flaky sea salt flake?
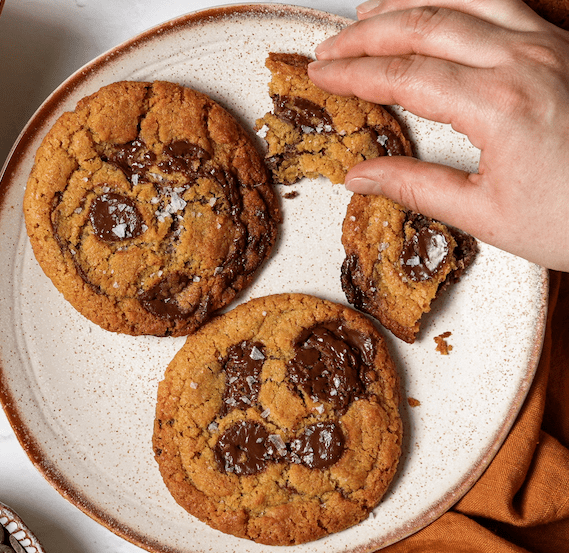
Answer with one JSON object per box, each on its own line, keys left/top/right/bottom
{"left": 250, "top": 346, "right": 265, "bottom": 361}
{"left": 112, "top": 223, "right": 127, "bottom": 238}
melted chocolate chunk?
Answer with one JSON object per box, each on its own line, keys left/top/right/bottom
{"left": 400, "top": 226, "right": 449, "bottom": 282}
{"left": 340, "top": 254, "right": 375, "bottom": 319}
{"left": 375, "top": 129, "right": 406, "bottom": 157}
{"left": 89, "top": 192, "right": 145, "bottom": 243}
{"left": 165, "top": 140, "right": 211, "bottom": 160}
{"left": 220, "top": 341, "right": 266, "bottom": 416}
{"left": 139, "top": 272, "right": 192, "bottom": 320}
{"left": 158, "top": 140, "right": 212, "bottom": 176}
{"left": 106, "top": 139, "right": 156, "bottom": 181}
{"left": 287, "top": 321, "right": 374, "bottom": 414}
{"left": 290, "top": 421, "right": 345, "bottom": 469}
{"left": 213, "top": 419, "right": 345, "bottom": 475}
{"left": 214, "top": 420, "right": 271, "bottom": 475}
{"left": 274, "top": 95, "right": 334, "bottom": 131}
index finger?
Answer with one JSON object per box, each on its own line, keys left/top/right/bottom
{"left": 356, "top": 0, "right": 546, "bottom": 31}
{"left": 307, "top": 55, "right": 487, "bottom": 146}
{"left": 315, "top": 6, "right": 512, "bottom": 68}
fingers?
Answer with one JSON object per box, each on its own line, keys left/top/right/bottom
{"left": 316, "top": 7, "right": 513, "bottom": 68}
{"left": 356, "top": 0, "right": 546, "bottom": 32}
{"left": 344, "top": 156, "right": 489, "bottom": 237}
{"left": 308, "top": 56, "right": 486, "bottom": 141}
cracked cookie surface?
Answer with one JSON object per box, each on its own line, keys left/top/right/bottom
{"left": 255, "top": 52, "right": 412, "bottom": 184}
{"left": 341, "top": 195, "right": 478, "bottom": 343}
{"left": 152, "top": 293, "right": 402, "bottom": 545}
{"left": 24, "top": 80, "right": 280, "bottom": 336}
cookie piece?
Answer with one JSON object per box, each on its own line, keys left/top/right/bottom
{"left": 24, "top": 81, "right": 281, "bottom": 336}
{"left": 341, "top": 194, "right": 478, "bottom": 343}
{"left": 153, "top": 293, "right": 402, "bottom": 545}
{"left": 255, "top": 52, "right": 412, "bottom": 184}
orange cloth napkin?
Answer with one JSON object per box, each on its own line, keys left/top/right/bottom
{"left": 382, "top": 271, "right": 569, "bottom": 552}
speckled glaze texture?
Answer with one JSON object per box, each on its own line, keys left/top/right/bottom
{"left": 0, "top": 4, "right": 549, "bottom": 553}
{"left": 0, "top": 502, "right": 46, "bottom": 553}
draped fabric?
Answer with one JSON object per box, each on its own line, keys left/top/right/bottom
{"left": 384, "top": 271, "right": 569, "bottom": 552}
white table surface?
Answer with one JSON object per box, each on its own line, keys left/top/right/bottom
{"left": 0, "top": 1, "right": 358, "bottom": 551}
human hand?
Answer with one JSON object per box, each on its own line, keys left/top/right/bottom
{"left": 308, "top": 0, "right": 569, "bottom": 271}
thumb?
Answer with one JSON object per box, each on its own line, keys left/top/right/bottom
{"left": 344, "top": 156, "right": 487, "bottom": 237}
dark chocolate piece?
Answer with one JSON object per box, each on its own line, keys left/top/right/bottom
{"left": 139, "top": 272, "right": 192, "bottom": 320}
{"left": 287, "top": 321, "right": 374, "bottom": 414}
{"left": 220, "top": 341, "right": 265, "bottom": 415}
{"left": 106, "top": 138, "right": 156, "bottom": 182}
{"left": 158, "top": 140, "right": 212, "bottom": 176}
{"left": 289, "top": 421, "right": 345, "bottom": 469}
{"left": 214, "top": 420, "right": 272, "bottom": 476}
{"left": 273, "top": 95, "right": 334, "bottom": 131}
{"left": 399, "top": 226, "right": 450, "bottom": 282}
{"left": 89, "top": 192, "right": 145, "bottom": 243}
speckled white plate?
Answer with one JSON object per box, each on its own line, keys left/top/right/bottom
{"left": 0, "top": 3, "right": 549, "bottom": 553}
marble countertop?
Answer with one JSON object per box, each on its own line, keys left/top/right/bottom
{"left": 0, "top": 2, "right": 357, "bottom": 551}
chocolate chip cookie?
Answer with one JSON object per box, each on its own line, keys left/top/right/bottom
{"left": 24, "top": 80, "right": 281, "bottom": 336}
{"left": 255, "top": 52, "right": 412, "bottom": 184}
{"left": 153, "top": 293, "right": 402, "bottom": 545}
{"left": 341, "top": 194, "right": 478, "bottom": 343}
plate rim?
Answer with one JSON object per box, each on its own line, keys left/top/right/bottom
{"left": 0, "top": 2, "right": 550, "bottom": 552}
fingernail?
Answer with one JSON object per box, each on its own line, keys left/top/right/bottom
{"left": 345, "top": 177, "right": 383, "bottom": 195}
{"left": 315, "top": 35, "right": 337, "bottom": 58}
{"left": 307, "top": 60, "right": 332, "bottom": 73}
{"left": 357, "top": 0, "right": 382, "bottom": 15}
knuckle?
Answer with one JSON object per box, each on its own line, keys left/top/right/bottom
{"left": 490, "top": 44, "right": 567, "bottom": 122}
{"left": 401, "top": 6, "right": 445, "bottom": 39}
{"left": 495, "top": 34, "right": 569, "bottom": 123}
{"left": 384, "top": 56, "right": 422, "bottom": 92}
{"left": 488, "top": 78, "right": 533, "bottom": 120}
{"left": 512, "top": 39, "right": 565, "bottom": 69}
{"left": 396, "top": 179, "right": 422, "bottom": 213}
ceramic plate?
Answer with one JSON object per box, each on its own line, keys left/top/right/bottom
{"left": 0, "top": 3, "right": 549, "bottom": 553}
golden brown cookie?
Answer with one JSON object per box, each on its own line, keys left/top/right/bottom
{"left": 24, "top": 80, "right": 281, "bottom": 336}
{"left": 341, "top": 194, "right": 478, "bottom": 343}
{"left": 255, "top": 52, "right": 413, "bottom": 184}
{"left": 153, "top": 293, "right": 402, "bottom": 545}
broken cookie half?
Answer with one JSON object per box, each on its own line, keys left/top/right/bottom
{"left": 255, "top": 52, "right": 413, "bottom": 185}
{"left": 341, "top": 194, "right": 478, "bottom": 343}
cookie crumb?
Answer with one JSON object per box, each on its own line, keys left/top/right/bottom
{"left": 434, "top": 332, "right": 453, "bottom": 355}
{"left": 407, "top": 397, "right": 421, "bottom": 407}
{"left": 283, "top": 190, "right": 299, "bottom": 199}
